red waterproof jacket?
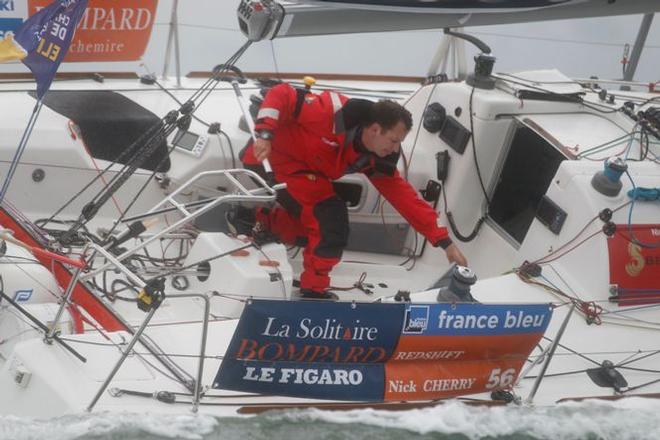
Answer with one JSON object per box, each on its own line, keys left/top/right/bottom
{"left": 243, "top": 83, "right": 451, "bottom": 247}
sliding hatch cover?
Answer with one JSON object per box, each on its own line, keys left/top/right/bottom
{"left": 32, "top": 90, "right": 170, "bottom": 173}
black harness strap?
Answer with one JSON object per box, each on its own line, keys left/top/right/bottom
{"left": 293, "top": 87, "right": 307, "bottom": 120}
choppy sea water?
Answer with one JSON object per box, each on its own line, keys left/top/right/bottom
{"left": 2, "top": 398, "right": 660, "bottom": 440}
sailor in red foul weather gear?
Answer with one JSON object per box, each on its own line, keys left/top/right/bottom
{"left": 240, "top": 83, "right": 467, "bottom": 300}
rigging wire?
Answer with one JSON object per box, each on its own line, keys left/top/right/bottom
{"left": 443, "top": 85, "right": 489, "bottom": 243}
{"left": 528, "top": 200, "right": 631, "bottom": 266}
{"left": 269, "top": 40, "right": 282, "bottom": 81}
{"left": 44, "top": 41, "right": 254, "bottom": 243}
{"left": 141, "top": 73, "right": 239, "bottom": 169}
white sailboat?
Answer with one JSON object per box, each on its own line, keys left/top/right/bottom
{"left": 0, "top": 0, "right": 658, "bottom": 417}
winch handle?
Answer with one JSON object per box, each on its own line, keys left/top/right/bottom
{"left": 228, "top": 79, "right": 277, "bottom": 185}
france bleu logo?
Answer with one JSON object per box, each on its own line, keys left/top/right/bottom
{"left": 402, "top": 305, "right": 429, "bottom": 334}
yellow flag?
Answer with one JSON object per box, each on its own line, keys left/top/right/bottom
{"left": 0, "top": 32, "right": 28, "bottom": 63}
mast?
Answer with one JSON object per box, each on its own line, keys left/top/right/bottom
{"left": 162, "top": 0, "right": 182, "bottom": 86}
{"left": 622, "top": 13, "right": 655, "bottom": 86}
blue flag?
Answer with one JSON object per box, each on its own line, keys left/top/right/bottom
{"left": 3, "top": 0, "right": 88, "bottom": 98}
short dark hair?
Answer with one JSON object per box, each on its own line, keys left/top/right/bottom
{"left": 367, "top": 100, "right": 413, "bottom": 131}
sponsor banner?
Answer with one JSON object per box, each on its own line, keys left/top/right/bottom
{"left": 29, "top": 0, "right": 157, "bottom": 62}
{"left": 0, "top": 0, "right": 26, "bottom": 16}
{"left": 401, "top": 303, "right": 552, "bottom": 336}
{"left": 214, "top": 299, "right": 404, "bottom": 401}
{"left": 384, "top": 359, "right": 524, "bottom": 401}
{"left": 221, "top": 300, "right": 404, "bottom": 362}
{"left": 388, "top": 303, "right": 551, "bottom": 401}
{"left": 214, "top": 300, "right": 551, "bottom": 402}
{"left": 0, "top": 0, "right": 25, "bottom": 39}
{"left": 0, "top": 17, "right": 21, "bottom": 38}
{"left": 0, "top": 0, "right": 17, "bottom": 12}
{"left": 391, "top": 333, "right": 544, "bottom": 362}
{"left": 608, "top": 224, "right": 660, "bottom": 305}
{"left": 216, "top": 361, "right": 385, "bottom": 401}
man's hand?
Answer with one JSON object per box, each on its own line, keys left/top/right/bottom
{"left": 444, "top": 243, "right": 468, "bottom": 267}
{"left": 254, "top": 138, "right": 272, "bottom": 162}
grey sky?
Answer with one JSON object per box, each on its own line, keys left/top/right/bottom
{"left": 0, "top": 1, "right": 656, "bottom": 83}
{"left": 143, "top": 1, "right": 658, "bottom": 83}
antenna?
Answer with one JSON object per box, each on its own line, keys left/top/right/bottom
{"left": 162, "top": 0, "right": 182, "bottom": 87}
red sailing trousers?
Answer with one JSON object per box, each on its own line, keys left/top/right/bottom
{"left": 254, "top": 171, "right": 348, "bottom": 293}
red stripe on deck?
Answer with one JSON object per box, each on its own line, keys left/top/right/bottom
{"left": 0, "top": 207, "right": 125, "bottom": 332}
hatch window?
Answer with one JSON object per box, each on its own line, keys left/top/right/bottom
{"left": 488, "top": 124, "right": 566, "bottom": 244}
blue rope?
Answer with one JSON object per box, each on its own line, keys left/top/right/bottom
{"left": 625, "top": 171, "right": 659, "bottom": 249}
{"left": 627, "top": 187, "right": 660, "bottom": 202}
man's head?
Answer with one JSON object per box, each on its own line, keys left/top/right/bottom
{"left": 361, "top": 100, "right": 412, "bottom": 158}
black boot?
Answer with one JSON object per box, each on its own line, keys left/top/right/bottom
{"left": 299, "top": 289, "right": 339, "bottom": 301}
{"left": 225, "top": 205, "right": 279, "bottom": 245}
{"left": 225, "top": 205, "right": 257, "bottom": 236}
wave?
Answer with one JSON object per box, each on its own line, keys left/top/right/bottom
{"left": 2, "top": 398, "right": 660, "bottom": 440}
{"left": 269, "top": 398, "right": 660, "bottom": 440}
{"left": 0, "top": 412, "right": 218, "bottom": 440}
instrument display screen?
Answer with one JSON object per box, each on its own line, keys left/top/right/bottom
{"left": 173, "top": 130, "right": 199, "bottom": 151}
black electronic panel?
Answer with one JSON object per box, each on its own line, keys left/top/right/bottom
{"left": 439, "top": 116, "right": 471, "bottom": 155}
{"left": 535, "top": 195, "right": 567, "bottom": 235}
